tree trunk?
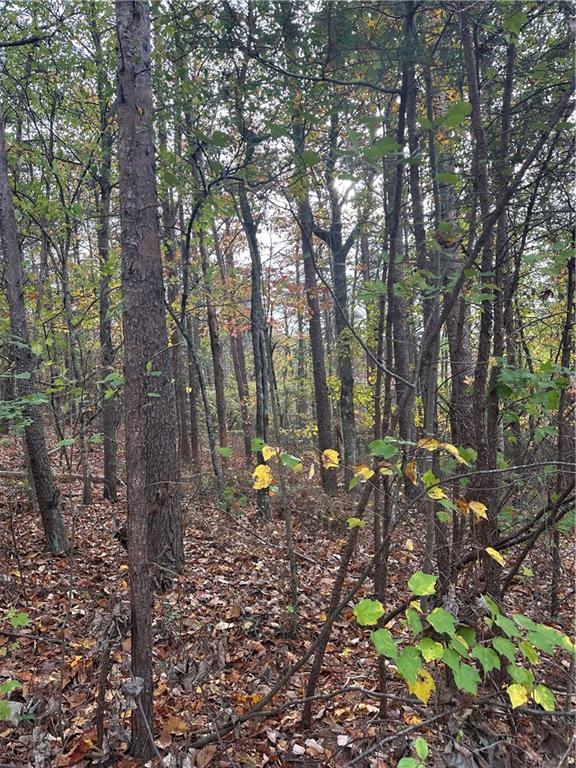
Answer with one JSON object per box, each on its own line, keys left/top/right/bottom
{"left": 0, "top": 114, "right": 70, "bottom": 555}
{"left": 90, "top": 3, "right": 117, "bottom": 502}
{"left": 115, "top": 0, "right": 182, "bottom": 755}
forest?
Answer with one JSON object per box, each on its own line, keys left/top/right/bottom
{"left": 0, "top": 1, "right": 574, "bottom": 766}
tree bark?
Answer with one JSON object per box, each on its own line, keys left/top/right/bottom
{"left": 0, "top": 114, "right": 70, "bottom": 555}
{"left": 115, "top": 0, "right": 182, "bottom": 755}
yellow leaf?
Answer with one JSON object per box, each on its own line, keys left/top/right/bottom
{"left": 469, "top": 500, "right": 488, "bottom": 519}
{"left": 485, "top": 547, "right": 505, "bottom": 566}
{"left": 404, "top": 460, "right": 418, "bottom": 485}
{"left": 441, "top": 442, "right": 468, "bottom": 464}
{"left": 308, "top": 462, "right": 315, "bottom": 479}
{"left": 408, "top": 668, "right": 436, "bottom": 704}
{"left": 418, "top": 437, "right": 441, "bottom": 451}
{"left": 507, "top": 683, "right": 528, "bottom": 709}
{"left": 427, "top": 485, "right": 447, "bottom": 500}
{"left": 252, "top": 464, "right": 273, "bottom": 490}
{"left": 405, "top": 538, "right": 414, "bottom": 552}
{"left": 322, "top": 449, "right": 340, "bottom": 469}
{"left": 379, "top": 466, "right": 393, "bottom": 477}
{"left": 353, "top": 464, "right": 374, "bottom": 481}
{"left": 409, "top": 600, "right": 423, "bottom": 613}
{"left": 262, "top": 444, "right": 275, "bottom": 462}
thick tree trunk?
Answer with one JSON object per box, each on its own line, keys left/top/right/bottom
{"left": 115, "top": 0, "right": 182, "bottom": 756}
{"left": 0, "top": 115, "right": 69, "bottom": 555}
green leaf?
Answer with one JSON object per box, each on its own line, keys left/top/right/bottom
{"left": 418, "top": 637, "right": 444, "bottom": 661}
{"left": 210, "top": 129, "right": 234, "bottom": 147}
{"left": 398, "top": 759, "right": 419, "bottom": 768}
{"left": 368, "top": 438, "right": 397, "bottom": 459}
{"left": 421, "top": 469, "right": 437, "bottom": 488}
{"left": 406, "top": 607, "right": 423, "bottom": 636}
{"left": 443, "top": 647, "right": 461, "bottom": 673}
{"left": 408, "top": 571, "right": 438, "bottom": 597}
{"left": 353, "top": 598, "right": 384, "bottom": 626}
{"left": 279, "top": 453, "right": 302, "bottom": 471}
{"left": 299, "top": 150, "right": 320, "bottom": 167}
{"left": 471, "top": 644, "right": 500, "bottom": 673}
{"left": 251, "top": 437, "right": 265, "bottom": 453}
{"left": 371, "top": 628, "right": 398, "bottom": 659}
{"left": 364, "top": 136, "right": 400, "bottom": 161}
{"left": 503, "top": 9, "right": 528, "bottom": 36}
{"left": 533, "top": 684, "right": 555, "bottom": 712}
{"left": 492, "top": 636, "right": 516, "bottom": 662}
{"left": 495, "top": 614, "right": 520, "bottom": 638}
{"left": 442, "top": 101, "right": 472, "bottom": 128}
{"left": 347, "top": 517, "right": 366, "bottom": 529}
{"left": 427, "top": 607, "right": 456, "bottom": 636}
{"left": 436, "top": 172, "right": 461, "bottom": 186}
{"left": 527, "top": 625, "right": 563, "bottom": 654}
{"left": 0, "top": 701, "right": 13, "bottom": 721}
{"left": 7, "top": 610, "right": 29, "bottom": 628}
{"left": 216, "top": 446, "right": 232, "bottom": 458}
{"left": 14, "top": 371, "right": 31, "bottom": 380}
{"left": 414, "top": 737, "right": 428, "bottom": 761}
{"left": 508, "top": 665, "right": 534, "bottom": 692}
{"left": 396, "top": 646, "right": 423, "bottom": 683}
{"left": 0, "top": 679, "right": 21, "bottom": 696}
{"left": 453, "top": 662, "right": 480, "bottom": 694}
{"left": 519, "top": 640, "right": 539, "bottom": 665}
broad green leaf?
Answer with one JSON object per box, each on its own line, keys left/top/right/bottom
{"left": 454, "top": 662, "right": 480, "bottom": 694}
{"left": 353, "top": 598, "right": 384, "bottom": 626}
{"left": 368, "top": 438, "right": 397, "bottom": 459}
{"left": 418, "top": 637, "right": 444, "bottom": 661}
{"left": 437, "top": 172, "right": 460, "bottom": 186}
{"left": 408, "top": 571, "right": 437, "bottom": 597}
{"left": 251, "top": 437, "right": 265, "bottom": 453}
{"left": 533, "top": 684, "right": 555, "bottom": 712}
{"left": 471, "top": 644, "right": 500, "bottom": 673}
{"left": 0, "top": 701, "right": 13, "bottom": 721}
{"left": 443, "top": 647, "right": 461, "bottom": 673}
{"left": 0, "top": 679, "right": 21, "bottom": 696}
{"left": 396, "top": 646, "right": 423, "bottom": 683}
{"left": 217, "top": 446, "right": 232, "bottom": 458}
{"left": 442, "top": 101, "right": 472, "bottom": 128}
{"left": 427, "top": 607, "right": 456, "bottom": 636}
{"left": 398, "top": 759, "right": 419, "bottom": 768}
{"left": 371, "top": 628, "right": 398, "bottom": 659}
{"left": 492, "top": 636, "right": 516, "bottom": 662}
{"left": 279, "top": 453, "right": 303, "bottom": 472}
{"left": 508, "top": 665, "right": 534, "bottom": 691}
{"left": 364, "top": 136, "right": 400, "bottom": 161}
{"left": 414, "top": 737, "right": 429, "bottom": 761}
{"left": 7, "top": 610, "right": 29, "bottom": 628}
{"left": 495, "top": 614, "right": 520, "bottom": 638}
{"left": 519, "top": 640, "right": 539, "bottom": 665}
{"left": 406, "top": 607, "right": 423, "bottom": 636}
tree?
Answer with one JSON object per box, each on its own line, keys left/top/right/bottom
{"left": 115, "top": 0, "right": 183, "bottom": 756}
{"left": 0, "top": 113, "right": 69, "bottom": 555}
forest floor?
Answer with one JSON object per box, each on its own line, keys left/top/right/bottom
{"left": 0, "top": 437, "right": 574, "bottom": 768}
